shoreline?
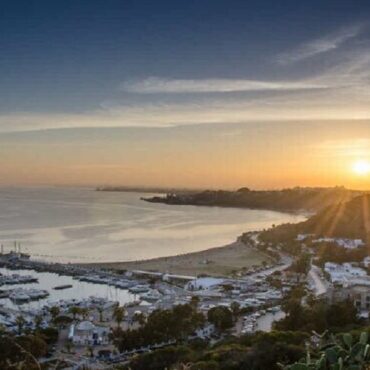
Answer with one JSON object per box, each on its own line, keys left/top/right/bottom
{"left": 83, "top": 238, "right": 273, "bottom": 277}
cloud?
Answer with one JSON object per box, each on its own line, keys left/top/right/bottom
{"left": 1, "top": 30, "right": 370, "bottom": 134}
{"left": 315, "top": 139, "right": 370, "bottom": 158}
{"left": 121, "top": 77, "right": 327, "bottom": 94}
{"left": 1, "top": 88, "right": 370, "bottom": 134}
{"left": 277, "top": 24, "right": 364, "bottom": 64}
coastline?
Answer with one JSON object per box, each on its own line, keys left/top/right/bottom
{"left": 84, "top": 239, "right": 272, "bottom": 277}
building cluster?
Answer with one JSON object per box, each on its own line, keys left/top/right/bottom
{"left": 324, "top": 261, "right": 370, "bottom": 316}
{"left": 296, "top": 235, "right": 365, "bottom": 249}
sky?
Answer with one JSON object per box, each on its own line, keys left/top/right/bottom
{"left": 0, "top": 0, "right": 370, "bottom": 190}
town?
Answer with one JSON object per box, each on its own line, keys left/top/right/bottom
{"left": 1, "top": 221, "right": 369, "bottom": 369}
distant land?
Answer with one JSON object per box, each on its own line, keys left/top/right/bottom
{"left": 142, "top": 186, "right": 366, "bottom": 213}
{"left": 260, "top": 194, "right": 370, "bottom": 242}
{"left": 96, "top": 186, "right": 198, "bottom": 194}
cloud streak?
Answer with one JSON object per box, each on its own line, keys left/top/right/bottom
{"left": 1, "top": 88, "right": 370, "bottom": 134}
{"left": 277, "top": 24, "right": 364, "bottom": 64}
{"left": 121, "top": 77, "right": 327, "bottom": 94}
{"left": 1, "top": 24, "right": 370, "bottom": 134}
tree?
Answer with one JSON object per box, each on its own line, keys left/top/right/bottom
{"left": 110, "top": 304, "right": 205, "bottom": 353}
{"left": 276, "top": 299, "right": 358, "bottom": 333}
{"left": 38, "top": 327, "right": 59, "bottom": 345}
{"left": 34, "top": 315, "right": 43, "bottom": 330}
{"left": 16, "top": 315, "right": 26, "bottom": 335}
{"left": 190, "top": 296, "right": 200, "bottom": 309}
{"left": 80, "top": 307, "right": 89, "bottom": 320}
{"left": 0, "top": 334, "right": 47, "bottom": 369}
{"left": 54, "top": 315, "right": 73, "bottom": 328}
{"left": 49, "top": 306, "right": 60, "bottom": 323}
{"left": 207, "top": 307, "right": 233, "bottom": 332}
{"left": 230, "top": 301, "right": 241, "bottom": 321}
{"left": 65, "top": 340, "right": 74, "bottom": 354}
{"left": 68, "top": 306, "right": 81, "bottom": 320}
{"left": 97, "top": 306, "right": 104, "bottom": 322}
{"left": 221, "top": 284, "right": 233, "bottom": 295}
{"left": 132, "top": 312, "right": 146, "bottom": 326}
{"left": 290, "top": 253, "right": 311, "bottom": 274}
{"left": 113, "top": 305, "right": 126, "bottom": 327}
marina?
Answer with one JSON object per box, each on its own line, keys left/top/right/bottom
{"left": 0, "top": 251, "right": 287, "bottom": 334}
{"left": 0, "top": 266, "right": 136, "bottom": 311}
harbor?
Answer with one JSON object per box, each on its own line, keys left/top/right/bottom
{"left": 0, "top": 249, "right": 287, "bottom": 331}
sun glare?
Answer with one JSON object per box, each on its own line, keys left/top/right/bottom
{"left": 352, "top": 160, "right": 370, "bottom": 175}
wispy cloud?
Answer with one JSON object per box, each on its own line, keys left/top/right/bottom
{"left": 314, "top": 139, "right": 370, "bottom": 158}
{"left": 1, "top": 88, "right": 370, "bottom": 134}
{"left": 277, "top": 24, "right": 365, "bottom": 64}
{"left": 1, "top": 25, "right": 370, "bottom": 134}
{"left": 121, "top": 77, "right": 327, "bottom": 94}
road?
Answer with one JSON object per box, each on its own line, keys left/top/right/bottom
{"left": 247, "top": 253, "right": 293, "bottom": 280}
{"left": 308, "top": 265, "right": 328, "bottom": 296}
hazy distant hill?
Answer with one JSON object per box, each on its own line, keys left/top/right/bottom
{"left": 260, "top": 194, "right": 370, "bottom": 242}
{"left": 144, "top": 186, "right": 363, "bottom": 213}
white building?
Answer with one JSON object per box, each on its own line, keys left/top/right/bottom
{"left": 363, "top": 256, "right": 370, "bottom": 268}
{"left": 324, "top": 262, "right": 367, "bottom": 285}
{"left": 313, "top": 238, "right": 365, "bottom": 249}
{"left": 68, "top": 321, "right": 109, "bottom": 346}
{"left": 186, "top": 277, "right": 225, "bottom": 291}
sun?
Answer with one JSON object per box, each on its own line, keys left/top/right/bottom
{"left": 352, "top": 160, "right": 370, "bottom": 175}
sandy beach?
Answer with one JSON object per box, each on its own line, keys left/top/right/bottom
{"left": 88, "top": 240, "right": 271, "bottom": 277}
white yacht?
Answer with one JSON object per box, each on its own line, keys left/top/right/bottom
{"left": 9, "top": 290, "right": 30, "bottom": 302}
{"left": 129, "top": 284, "right": 150, "bottom": 294}
{"left": 140, "top": 289, "right": 162, "bottom": 302}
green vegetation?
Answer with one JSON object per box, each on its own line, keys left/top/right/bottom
{"left": 113, "top": 305, "right": 126, "bottom": 327}
{"left": 314, "top": 243, "right": 367, "bottom": 266}
{"left": 121, "top": 326, "right": 370, "bottom": 370}
{"left": 144, "top": 187, "right": 362, "bottom": 213}
{"left": 290, "top": 253, "right": 311, "bottom": 274}
{"left": 276, "top": 298, "right": 359, "bottom": 333}
{"left": 120, "top": 331, "right": 309, "bottom": 370}
{"left": 207, "top": 306, "right": 233, "bottom": 332}
{"left": 283, "top": 332, "right": 370, "bottom": 370}
{"left": 0, "top": 331, "right": 48, "bottom": 370}
{"left": 260, "top": 194, "right": 370, "bottom": 243}
{"left": 110, "top": 304, "right": 205, "bottom": 353}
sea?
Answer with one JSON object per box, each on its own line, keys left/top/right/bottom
{"left": 0, "top": 186, "right": 305, "bottom": 263}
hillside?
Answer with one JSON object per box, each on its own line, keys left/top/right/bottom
{"left": 260, "top": 194, "right": 370, "bottom": 242}
{"left": 300, "top": 194, "right": 370, "bottom": 240}
{"left": 144, "top": 187, "right": 363, "bottom": 213}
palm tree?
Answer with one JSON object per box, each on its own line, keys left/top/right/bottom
{"left": 112, "top": 305, "right": 125, "bottom": 327}
{"left": 68, "top": 306, "right": 81, "bottom": 320}
{"left": 97, "top": 306, "right": 104, "bottom": 322}
{"left": 80, "top": 307, "right": 89, "bottom": 320}
{"left": 230, "top": 301, "right": 240, "bottom": 321}
{"left": 49, "top": 306, "right": 60, "bottom": 323}
{"left": 65, "top": 340, "right": 74, "bottom": 354}
{"left": 190, "top": 296, "right": 200, "bottom": 309}
{"left": 132, "top": 312, "right": 145, "bottom": 326}
{"left": 34, "top": 315, "right": 43, "bottom": 330}
{"left": 16, "top": 315, "right": 26, "bottom": 334}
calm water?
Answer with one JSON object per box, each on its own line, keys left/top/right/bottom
{"left": 0, "top": 187, "right": 305, "bottom": 263}
{"left": 0, "top": 267, "right": 136, "bottom": 310}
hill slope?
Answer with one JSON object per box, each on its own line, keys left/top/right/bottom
{"left": 261, "top": 194, "right": 370, "bottom": 242}
{"left": 301, "top": 194, "right": 370, "bottom": 240}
